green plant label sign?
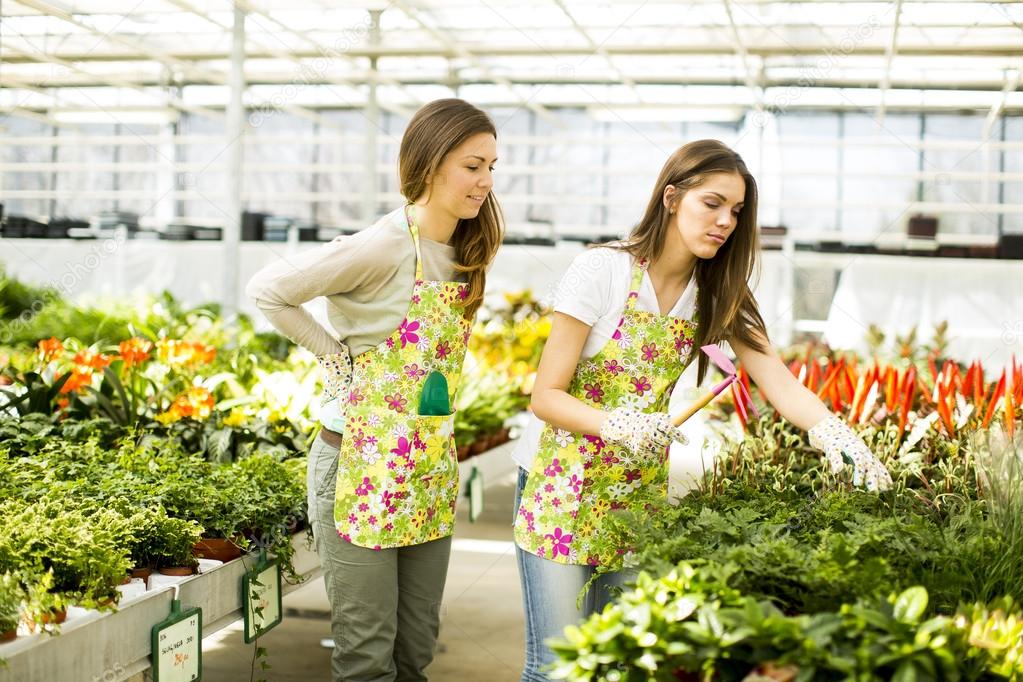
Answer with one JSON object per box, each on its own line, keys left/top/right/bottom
{"left": 466, "top": 466, "right": 484, "bottom": 523}
{"left": 151, "top": 600, "right": 202, "bottom": 682}
{"left": 243, "top": 559, "right": 282, "bottom": 643}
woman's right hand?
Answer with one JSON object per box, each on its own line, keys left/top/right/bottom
{"left": 316, "top": 346, "right": 353, "bottom": 407}
{"left": 599, "top": 407, "right": 688, "bottom": 457}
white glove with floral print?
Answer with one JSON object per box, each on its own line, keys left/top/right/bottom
{"left": 316, "top": 347, "right": 352, "bottom": 431}
{"left": 808, "top": 416, "right": 893, "bottom": 491}
{"left": 599, "top": 407, "right": 688, "bottom": 458}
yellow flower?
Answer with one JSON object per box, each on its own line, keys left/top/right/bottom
{"left": 425, "top": 434, "right": 449, "bottom": 460}
{"left": 223, "top": 408, "right": 247, "bottom": 427}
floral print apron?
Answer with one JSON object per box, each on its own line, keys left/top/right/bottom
{"left": 514, "top": 258, "right": 698, "bottom": 567}
{"left": 333, "top": 206, "right": 473, "bottom": 549}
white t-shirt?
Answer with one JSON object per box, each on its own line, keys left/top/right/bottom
{"left": 510, "top": 246, "right": 699, "bottom": 470}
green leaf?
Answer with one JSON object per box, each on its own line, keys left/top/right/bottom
{"left": 893, "top": 587, "right": 928, "bottom": 624}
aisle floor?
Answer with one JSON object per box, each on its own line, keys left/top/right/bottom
{"left": 201, "top": 469, "right": 525, "bottom": 682}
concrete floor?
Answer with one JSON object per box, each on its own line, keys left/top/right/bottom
{"left": 201, "top": 468, "right": 525, "bottom": 682}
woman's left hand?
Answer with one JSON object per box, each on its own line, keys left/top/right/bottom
{"left": 808, "top": 416, "right": 893, "bottom": 491}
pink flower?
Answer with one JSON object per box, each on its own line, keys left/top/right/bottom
{"left": 544, "top": 458, "right": 564, "bottom": 477}
{"left": 457, "top": 286, "right": 469, "bottom": 300}
{"left": 675, "top": 334, "right": 693, "bottom": 353}
{"left": 347, "top": 388, "right": 365, "bottom": 405}
{"left": 391, "top": 437, "right": 411, "bottom": 459}
{"left": 436, "top": 341, "right": 451, "bottom": 359}
{"left": 355, "top": 477, "right": 375, "bottom": 496}
{"left": 641, "top": 343, "right": 659, "bottom": 362}
{"left": 545, "top": 527, "right": 573, "bottom": 557}
{"left": 624, "top": 469, "right": 642, "bottom": 483}
{"left": 404, "top": 363, "right": 426, "bottom": 379}
{"left": 631, "top": 376, "right": 652, "bottom": 396}
{"left": 398, "top": 319, "right": 421, "bottom": 348}
{"left": 583, "top": 382, "right": 604, "bottom": 403}
{"left": 568, "top": 474, "right": 583, "bottom": 493}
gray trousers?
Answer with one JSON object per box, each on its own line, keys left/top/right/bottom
{"left": 307, "top": 435, "right": 452, "bottom": 682}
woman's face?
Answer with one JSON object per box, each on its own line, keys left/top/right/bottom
{"left": 669, "top": 171, "right": 746, "bottom": 260}
{"left": 425, "top": 132, "right": 498, "bottom": 220}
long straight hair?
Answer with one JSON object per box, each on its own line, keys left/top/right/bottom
{"left": 614, "top": 139, "right": 769, "bottom": 383}
{"left": 398, "top": 99, "right": 504, "bottom": 319}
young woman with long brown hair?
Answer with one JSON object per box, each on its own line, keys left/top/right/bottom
{"left": 510, "top": 139, "right": 891, "bottom": 681}
{"left": 247, "top": 98, "right": 503, "bottom": 681}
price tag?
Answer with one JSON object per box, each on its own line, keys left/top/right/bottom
{"left": 151, "top": 599, "right": 202, "bottom": 682}
{"left": 243, "top": 556, "right": 283, "bottom": 643}
{"left": 466, "top": 466, "right": 484, "bottom": 523}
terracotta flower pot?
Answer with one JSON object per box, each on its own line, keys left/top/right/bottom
{"left": 130, "top": 567, "right": 153, "bottom": 581}
{"left": 25, "top": 607, "right": 67, "bottom": 633}
{"left": 1, "top": 628, "right": 17, "bottom": 643}
{"left": 192, "top": 537, "right": 243, "bottom": 563}
{"left": 157, "top": 566, "right": 196, "bottom": 577}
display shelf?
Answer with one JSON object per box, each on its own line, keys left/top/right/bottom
{"left": 0, "top": 533, "right": 320, "bottom": 682}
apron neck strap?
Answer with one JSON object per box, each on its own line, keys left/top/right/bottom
{"left": 625, "top": 258, "right": 648, "bottom": 311}
{"left": 403, "top": 204, "right": 426, "bottom": 281}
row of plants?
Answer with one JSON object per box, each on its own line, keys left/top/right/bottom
{"left": 556, "top": 418, "right": 1023, "bottom": 679}
{"left": 553, "top": 321, "right": 1023, "bottom": 679}
{"left": 551, "top": 562, "right": 1023, "bottom": 681}
{"left": 726, "top": 325, "right": 1022, "bottom": 443}
{"left": 0, "top": 269, "right": 542, "bottom": 460}
{"left": 0, "top": 415, "right": 306, "bottom": 638}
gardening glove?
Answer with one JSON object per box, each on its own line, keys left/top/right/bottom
{"left": 808, "top": 415, "right": 893, "bottom": 491}
{"left": 316, "top": 346, "right": 352, "bottom": 432}
{"left": 599, "top": 407, "right": 688, "bottom": 459}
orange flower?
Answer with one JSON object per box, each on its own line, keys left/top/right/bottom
{"left": 155, "top": 339, "right": 216, "bottom": 367}
{"left": 60, "top": 368, "right": 94, "bottom": 394}
{"left": 118, "top": 337, "right": 153, "bottom": 368}
{"left": 190, "top": 343, "right": 216, "bottom": 365}
{"left": 37, "top": 337, "right": 64, "bottom": 363}
{"left": 157, "top": 386, "right": 216, "bottom": 423}
{"left": 72, "top": 349, "right": 112, "bottom": 371}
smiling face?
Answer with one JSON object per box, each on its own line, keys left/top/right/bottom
{"left": 421, "top": 132, "right": 498, "bottom": 221}
{"left": 668, "top": 171, "right": 746, "bottom": 260}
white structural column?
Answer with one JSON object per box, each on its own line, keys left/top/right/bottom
{"left": 223, "top": 3, "right": 246, "bottom": 320}
{"left": 363, "top": 10, "right": 382, "bottom": 223}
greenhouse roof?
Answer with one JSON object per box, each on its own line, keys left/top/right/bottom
{"left": 2, "top": 0, "right": 1022, "bottom": 125}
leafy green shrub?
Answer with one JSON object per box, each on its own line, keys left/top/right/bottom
{"left": 0, "top": 572, "right": 23, "bottom": 632}
{"left": 549, "top": 562, "right": 1023, "bottom": 681}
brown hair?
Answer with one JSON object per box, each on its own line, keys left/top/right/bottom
{"left": 398, "top": 98, "right": 504, "bottom": 319}
{"left": 614, "top": 139, "right": 769, "bottom": 384}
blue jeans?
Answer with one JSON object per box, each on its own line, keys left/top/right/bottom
{"left": 513, "top": 467, "right": 635, "bottom": 682}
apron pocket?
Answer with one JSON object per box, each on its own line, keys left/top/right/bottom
{"left": 410, "top": 412, "right": 456, "bottom": 468}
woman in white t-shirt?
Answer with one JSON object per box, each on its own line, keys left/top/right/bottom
{"left": 511, "top": 139, "right": 892, "bottom": 681}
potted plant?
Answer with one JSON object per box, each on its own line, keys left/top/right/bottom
{"left": 0, "top": 572, "right": 23, "bottom": 642}
{"left": 21, "top": 571, "right": 66, "bottom": 634}
{"left": 151, "top": 515, "right": 203, "bottom": 576}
